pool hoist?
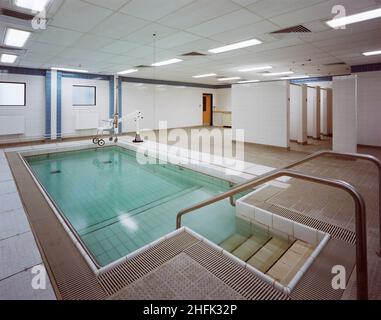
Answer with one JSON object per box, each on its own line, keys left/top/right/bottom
{"left": 92, "top": 110, "right": 144, "bottom": 146}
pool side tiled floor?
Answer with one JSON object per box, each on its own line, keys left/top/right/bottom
{"left": 0, "top": 149, "right": 55, "bottom": 300}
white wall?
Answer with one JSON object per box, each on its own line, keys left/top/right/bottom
{"left": 61, "top": 78, "right": 110, "bottom": 138}
{"left": 122, "top": 82, "right": 216, "bottom": 131}
{"left": 357, "top": 71, "right": 381, "bottom": 147}
{"left": 232, "top": 81, "right": 290, "bottom": 148}
{"left": 0, "top": 73, "right": 45, "bottom": 143}
{"left": 215, "top": 88, "right": 231, "bottom": 111}
{"left": 320, "top": 89, "right": 328, "bottom": 135}
{"left": 333, "top": 75, "right": 358, "bottom": 153}
{"left": 290, "top": 84, "right": 302, "bottom": 141}
{"left": 307, "top": 87, "right": 317, "bottom": 138}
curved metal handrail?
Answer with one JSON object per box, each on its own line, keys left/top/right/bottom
{"left": 176, "top": 169, "right": 368, "bottom": 300}
{"left": 229, "top": 150, "right": 381, "bottom": 255}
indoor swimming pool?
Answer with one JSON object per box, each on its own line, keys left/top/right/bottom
{"left": 26, "top": 146, "right": 240, "bottom": 267}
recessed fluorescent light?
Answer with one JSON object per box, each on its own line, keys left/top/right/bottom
{"left": 192, "top": 73, "right": 217, "bottom": 78}
{"left": 4, "top": 28, "right": 31, "bottom": 48}
{"left": 1, "top": 54, "right": 18, "bottom": 64}
{"left": 118, "top": 69, "right": 138, "bottom": 75}
{"left": 15, "top": 0, "right": 50, "bottom": 12}
{"left": 326, "top": 8, "right": 381, "bottom": 28}
{"left": 239, "top": 66, "right": 272, "bottom": 72}
{"left": 151, "top": 58, "right": 183, "bottom": 67}
{"left": 280, "top": 76, "right": 310, "bottom": 80}
{"left": 237, "top": 80, "right": 260, "bottom": 84}
{"left": 363, "top": 50, "right": 381, "bottom": 56}
{"left": 51, "top": 67, "right": 89, "bottom": 73}
{"left": 218, "top": 77, "right": 241, "bottom": 81}
{"left": 263, "top": 71, "right": 294, "bottom": 77}
{"left": 209, "top": 38, "right": 262, "bottom": 54}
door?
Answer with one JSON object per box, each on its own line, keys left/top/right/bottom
{"left": 203, "top": 94, "right": 212, "bottom": 126}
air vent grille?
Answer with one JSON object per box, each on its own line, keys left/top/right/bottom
{"left": 0, "top": 8, "right": 35, "bottom": 20}
{"left": 323, "top": 62, "right": 346, "bottom": 66}
{"left": 181, "top": 52, "right": 206, "bottom": 56}
{"left": 271, "top": 25, "right": 311, "bottom": 34}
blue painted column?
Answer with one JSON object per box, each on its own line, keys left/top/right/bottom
{"left": 109, "top": 76, "right": 115, "bottom": 119}
{"left": 45, "top": 71, "right": 52, "bottom": 140}
{"left": 45, "top": 70, "right": 62, "bottom": 140}
{"left": 118, "top": 77, "right": 123, "bottom": 133}
{"left": 56, "top": 71, "right": 62, "bottom": 139}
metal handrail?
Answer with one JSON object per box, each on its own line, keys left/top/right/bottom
{"left": 228, "top": 150, "right": 381, "bottom": 255}
{"left": 176, "top": 169, "right": 368, "bottom": 300}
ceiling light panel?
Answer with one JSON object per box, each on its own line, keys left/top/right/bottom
{"left": 151, "top": 58, "right": 183, "bottom": 67}
{"left": 209, "top": 38, "right": 262, "bottom": 54}
{"left": 192, "top": 73, "right": 217, "bottom": 78}
{"left": 1, "top": 54, "right": 18, "bottom": 64}
{"left": 326, "top": 8, "right": 381, "bottom": 28}
{"left": 263, "top": 71, "right": 294, "bottom": 77}
{"left": 118, "top": 69, "right": 138, "bottom": 75}
{"left": 15, "top": 0, "right": 50, "bottom": 12}
{"left": 4, "top": 28, "right": 31, "bottom": 48}
{"left": 239, "top": 66, "right": 272, "bottom": 72}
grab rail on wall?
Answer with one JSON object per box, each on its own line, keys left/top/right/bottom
{"left": 176, "top": 169, "right": 368, "bottom": 300}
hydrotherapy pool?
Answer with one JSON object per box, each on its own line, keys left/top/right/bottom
{"left": 26, "top": 146, "right": 239, "bottom": 267}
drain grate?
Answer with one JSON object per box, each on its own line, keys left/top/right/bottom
{"left": 261, "top": 204, "right": 356, "bottom": 245}
{"left": 98, "top": 231, "right": 199, "bottom": 296}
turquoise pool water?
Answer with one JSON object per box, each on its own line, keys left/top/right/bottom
{"left": 26, "top": 147, "right": 240, "bottom": 267}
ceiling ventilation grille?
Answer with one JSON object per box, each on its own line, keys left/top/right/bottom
{"left": 0, "top": 8, "right": 35, "bottom": 21}
{"left": 181, "top": 52, "right": 206, "bottom": 56}
{"left": 271, "top": 25, "right": 311, "bottom": 34}
{"left": 323, "top": 62, "right": 346, "bottom": 66}
{"left": 0, "top": 45, "right": 25, "bottom": 52}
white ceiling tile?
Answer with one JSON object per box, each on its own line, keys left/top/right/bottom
{"left": 209, "top": 20, "right": 278, "bottom": 43}
{"left": 50, "top": 0, "right": 113, "bottom": 32}
{"left": 120, "top": 0, "right": 194, "bottom": 21}
{"left": 36, "top": 26, "right": 83, "bottom": 46}
{"left": 89, "top": 12, "right": 149, "bottom": 39}
{"left": 99, "top": 41, "right": 140, "bottom": 54}
{"left": 186, "top": 9, "right": 263, "bottom": 37}
{"left": 70, "top": 34, "right": 115, "bottom": 50}
{"left": 122, "top": 23, "right": 178, "bottom": 45}
{"left": 158, "top": 0, "right": 241, "bottom": 29}
{"left": 247, "top": 0, "right": 324, "bottom": 19}
{"left": 231, "top": 0, "right": 261, "bottom": 7}
{"left": 155, "top": 32, "right": 201, "bottom": 49}
{"left": 83, "top": 0, "right": 131, "bottom": 10}
{"left": 25, "top": 41, "right": 66, "bottom": 55}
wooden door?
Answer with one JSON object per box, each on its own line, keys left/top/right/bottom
{"left": 203, "top": 94, "right": 212, "bottom": 126}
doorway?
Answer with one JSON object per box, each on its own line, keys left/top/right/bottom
{"left": 203, "top": 93, "right": 213, "bottom": 126}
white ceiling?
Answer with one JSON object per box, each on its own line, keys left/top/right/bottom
{"left": 0, "top": 0, "right": 380, "bottom": 84}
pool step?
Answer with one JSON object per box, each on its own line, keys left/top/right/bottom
{"left": 266, "top": 240, "right": 314, "bottom": 285}
{"left": 247, "top": 237, "right": 292, "bottom": 273}
{"left": 219, "top": 234, "right": 248, "bottom": 252}
{"left": 231, "top": 234, "right": 271, "bottom": 262}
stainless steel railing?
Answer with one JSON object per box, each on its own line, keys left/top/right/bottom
{"left": 176, "top": 168, "right": 369, "bottom": 300}
{"left": 228, "top": 150, "right": 380, "bottom": 255}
